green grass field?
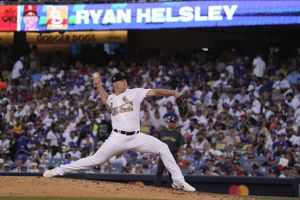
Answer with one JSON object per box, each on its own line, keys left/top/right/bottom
{"left": 0, "top": 196, "right": 299, "bottom": 200}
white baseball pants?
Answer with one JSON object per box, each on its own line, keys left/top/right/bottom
{"left": 55, "top": 131, "right": 185, "bottom": 182}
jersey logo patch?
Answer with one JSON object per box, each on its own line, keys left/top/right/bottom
{"left": 110, "top": 96, "right": 134, "bottom": 116}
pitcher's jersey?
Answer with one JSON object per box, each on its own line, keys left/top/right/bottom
{"left": 106, "top": 88, "right": 150, "bottom": 131}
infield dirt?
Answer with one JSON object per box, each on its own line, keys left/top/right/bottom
{"left": 0, "top": 176, "right": 252, "bottom": 200}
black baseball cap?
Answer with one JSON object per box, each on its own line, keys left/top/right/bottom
{"left": 111, "top": 73, "right": 127, "bottom": 83}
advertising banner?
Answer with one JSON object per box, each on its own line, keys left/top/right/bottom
{"left": 0, "top": 32, "right": 14, "bottom": 44}
{"left": 0, "top": 6, "right": 17, "bottom": 31}
{"left": 26, "top": 30, "right": 127, "bottom": 44}
{"left": 11, "top": 1, "right": 300, "bottom": 31}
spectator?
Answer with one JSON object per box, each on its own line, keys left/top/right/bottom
{"left": 122, "top": 163, "right": 134, "bottom": 174}
{"left": 150, "top": 110, "right": 164, "bottom": 131}
{"left": 134, "top": 165, "right": 144, "bottom": 174}
{"left": 0, "top": 132, "right": 10, "bottom": 158}
{"left": 242, "top": 153, "right": 256, "bottom": 174}
{"left": 12, "top": 56, "right": 24, "bottom": 83}
{"left": 251, "top": 163, "right": 265, "bottom": 177}
{"left": 46, "top": 123, "right": 62, "bottom": 158}
{"left": 231, "top": 159, "right": 243, "bottom": 176}
{"left": 212, "top": 162, "right": 224, "bottom": 176}
{"left": 68, "top": 143, "right": 81, "bottom": 161}
{"left": 272, "top": 73, "right": 290, "bottom": 91}
{"left": 0, "top": 158, "right": 4, "bottom": 172}
{"left": 64, "top": 130, "right": 78, "bottom": 148}
{"left": 109, "top": 153, "right": 127, "bottom": 168}
{"left": 279, "top": 167, "right": 291, "bottom": 178}
{"left": 285, "top": 93, "right": 300, "bottom": 110}
{"left": 15, "top": 132, "right": 31, "bottom": 158}
{"left": 272, "top": 132, "right": 289, "bottom": 151}
{"left": 252, "top": 54, "right": 266, "bottom": 78}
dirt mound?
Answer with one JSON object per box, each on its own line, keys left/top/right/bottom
{"left": 0, "top": 176, "right": 238, "bottom": 200}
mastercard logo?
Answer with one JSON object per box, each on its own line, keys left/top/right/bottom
{"left": 229, "top": 184, "right": 249, "bottom": 196}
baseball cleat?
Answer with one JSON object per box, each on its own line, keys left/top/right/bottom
{"left": 172, "top": 181, "right": 196, "bottom": 192}
{"left": 43, "top": 168, "right": 61, "bottom": 177}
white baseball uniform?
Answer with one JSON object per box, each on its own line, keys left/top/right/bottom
{"left": 53, "top": 88, "right": 185, "bottom": 183}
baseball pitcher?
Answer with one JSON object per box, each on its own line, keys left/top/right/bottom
{"left": 43, "top": 72, "right": 195, "bottom": 192}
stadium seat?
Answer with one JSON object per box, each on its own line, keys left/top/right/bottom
{"left": 47, "top": 158, "right": 65, "bottom": 168}
{"left": 111, "top": 163, "right": 124, "bottom": 173}
{"left": 255, "top": 156, "right": 267, "bottom": 165}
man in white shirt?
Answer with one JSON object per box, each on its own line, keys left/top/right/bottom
{"left": 68, "top": 143, "right": 81, "bottom": 161}
{"left": 150, "top": 110, "right": 165, "bottom": 131}
{"left": 252, "top": 55, "right": 266, "bottom": 78}
{"left": 0, "top": 133, "right": 10, "bottom": 157}
{"left": 109, "top": 153, "right": 127, "bottom": 168}
{"left": 40, "top": 69, "right": 54, "bottom": 83}
{"left": 12, "top": 57, "right": 24, "bottom": 80}
{"left": 235, "top": 87, "right": 250, "bottom": 104}
{"left": 250, "top": 93, "right": 261, "bottom": 114}
{"left": 285, "top": 93, "right": 300, "bottom": 110}
{"left": 43, "top": 72, "right": 196, "bottom": 192}
{"left": 213, "top": 73, "right": 228, "bottom": 89}
{"left": 272, "top": 73, "right": 290, "bottom": 90}
{"left": 46, "top": 123, "right": 61, "bottom": 157}
{"left": 63, "top": 130, "right": 78, "bottom": 147}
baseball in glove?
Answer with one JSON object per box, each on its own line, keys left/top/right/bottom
{"left": 176, "top": 95, "right": 188, "bottom": 118}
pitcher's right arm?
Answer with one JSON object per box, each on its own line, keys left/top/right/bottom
{"left": 92, "top": 72, "right": 108, "bottom": 104}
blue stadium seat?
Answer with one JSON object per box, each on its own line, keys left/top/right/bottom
{"left": 47, "top": 158, "right": 64, "bottom": 168}
{"left": 181, "top": 169, "right": 189, "bottom": 175}
{"left": 255, "top": 156, "right": 267, "bottom": 165}
{"left": 111, "top": 163, "right": 124, "bottom": 173}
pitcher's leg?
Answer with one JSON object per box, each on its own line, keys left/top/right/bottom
{"left": 50, "top": 133, "right": 126, "bottom": 175}
{"left": 128, "top": 133, "right": 184, "bottom": 182}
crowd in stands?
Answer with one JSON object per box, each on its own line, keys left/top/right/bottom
{"left": 0, "top": 44, "right": 300, "bottom": 178}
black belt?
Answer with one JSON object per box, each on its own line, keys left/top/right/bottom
{"left": 113, "top": 129, "right": 139, "bottom": 136}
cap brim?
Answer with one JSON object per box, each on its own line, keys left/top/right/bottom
{"left": 24, "top": 12, "right": 37, "bottom": 16}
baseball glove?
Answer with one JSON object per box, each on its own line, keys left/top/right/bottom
{"left": 176, "top": 95, "right": 188, "bottom": 118}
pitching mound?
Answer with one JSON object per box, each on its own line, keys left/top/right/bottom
{"left": 0, "top": 176, "right": 238, "bottom": 200}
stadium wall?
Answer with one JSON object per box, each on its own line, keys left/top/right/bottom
{"left": 127, "top": 26, "right": 300, "bottom": 57}
{"left": 9, "top": 26, "right": 300, "bottom": 59}
{"left": 1, "top": 172, "right": 299, "bottom": 197}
